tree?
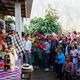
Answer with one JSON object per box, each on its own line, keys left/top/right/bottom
{"left": 25, "top": 5, "right": 62, "bottom": 34}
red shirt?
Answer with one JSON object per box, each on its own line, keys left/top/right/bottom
{"left": 38, "top": 43, "right": 45, "bottom": 51}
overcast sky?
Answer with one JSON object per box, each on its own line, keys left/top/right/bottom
{"left": 31, "top": 0, "right": 80, "bottom": 32}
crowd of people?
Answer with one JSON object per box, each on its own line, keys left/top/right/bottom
{"left": 22, "top": 31, "right": 80, "bottom": 80}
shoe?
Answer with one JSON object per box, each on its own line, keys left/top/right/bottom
{"left": 34, "top": 66, "right": 37, "bottom": 69}
{"left": 50, "top": 66, "right": 54, "bottom": 69}
{"left": 34, "top": 66, "right": 39, "bottom": 69}
{"left": 36, "top": 66, "right": 39, "bottom": 69}
{"left": 44, "top": 68, "right": 49, "bottom": 71}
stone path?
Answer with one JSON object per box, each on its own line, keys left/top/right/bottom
{"left": 32, "top": 69, "right": 57, "bottom": 80}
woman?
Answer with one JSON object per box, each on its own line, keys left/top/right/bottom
{"left": 70, "top": 43, "right": 78, "bottom": 76}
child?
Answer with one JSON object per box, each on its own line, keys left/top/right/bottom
{"left": 55, "top": 46, "right": 65, "bottom": 80}
{"left": 70, "top": 43, "right": 78, "bottom": 77}
{"left": 63, "top": 56, "right": 74, "bottom": 80}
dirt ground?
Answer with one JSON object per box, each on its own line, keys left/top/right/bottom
{"left": 32, "top": 69, "right": 57, "bottom": 80}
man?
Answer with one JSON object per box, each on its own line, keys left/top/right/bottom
{"left": 22, "top": 32, "right": 26, "bottom": 62}
{"left": 5, "top": 28, "right": 25, "bottom": 66}
{"left": 24, "top": 35, "right": 32, "bottom": 65}
{"left": 65, "top": 37, "right": 72, "bottom": 55}
{"left": 50, "top": 36, "right": 59, "bottom": 68}
{"left": 43, "top": 39, "right": 50, "bottom": 71}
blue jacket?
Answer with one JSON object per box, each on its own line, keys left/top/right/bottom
{"left": 57, "top": 52, "right": 65, "bottom": 64}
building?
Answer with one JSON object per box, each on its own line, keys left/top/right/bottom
{"left": 0, "top": 0, "right": 33, "bottom": 36}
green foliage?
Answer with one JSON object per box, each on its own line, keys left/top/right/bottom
{"left": 25, "top": 6, "right": 62, "bottom": 34}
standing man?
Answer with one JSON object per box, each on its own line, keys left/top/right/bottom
{"left": 43, "top": 39, "right": 50, "bottom": 71}
{"left": 22, "top": 32, "right": 26, "bottom": 62}
{"left": 24, "top": 35, "right": 32, "bottom": 65}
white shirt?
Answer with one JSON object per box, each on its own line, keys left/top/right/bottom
{"left": 44, "top": 42, "right": 50, "bottom": 53}
{"left": 70, "top": 49, "right": 78, "bottom": 64}
{"left": 24, "top": 40, "right": 32, "bottom": 53}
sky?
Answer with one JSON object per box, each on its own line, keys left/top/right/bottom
{"left": 31, "top": 0, "right": 80, "bottom": 32}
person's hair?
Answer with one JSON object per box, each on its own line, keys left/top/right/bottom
{"left": 57, "top": 45, "right": 63, "bottom": 52}
{"left": 22, "top": 32, "right": 25, "bottom": 37}
{"left": 66, "top": 55, "right": 72, "bottom": 61}
{"left": 45, "top": 39, "right": 48, "bottom": 42}
{"left": 74, "top": 38, "right": 77, "bottom": 41}
{"left": 71, "top": 43, "right": 76, "bottom": 49}
{"left": 66, "top": 55, "right": 70, "bottom": 58}
{"left": 73, "top": 31, "right": 77, "bottom": 35}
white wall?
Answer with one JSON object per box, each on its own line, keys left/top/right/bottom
{"left": 31, "top": 0, "right": 80, "bottom": 32}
